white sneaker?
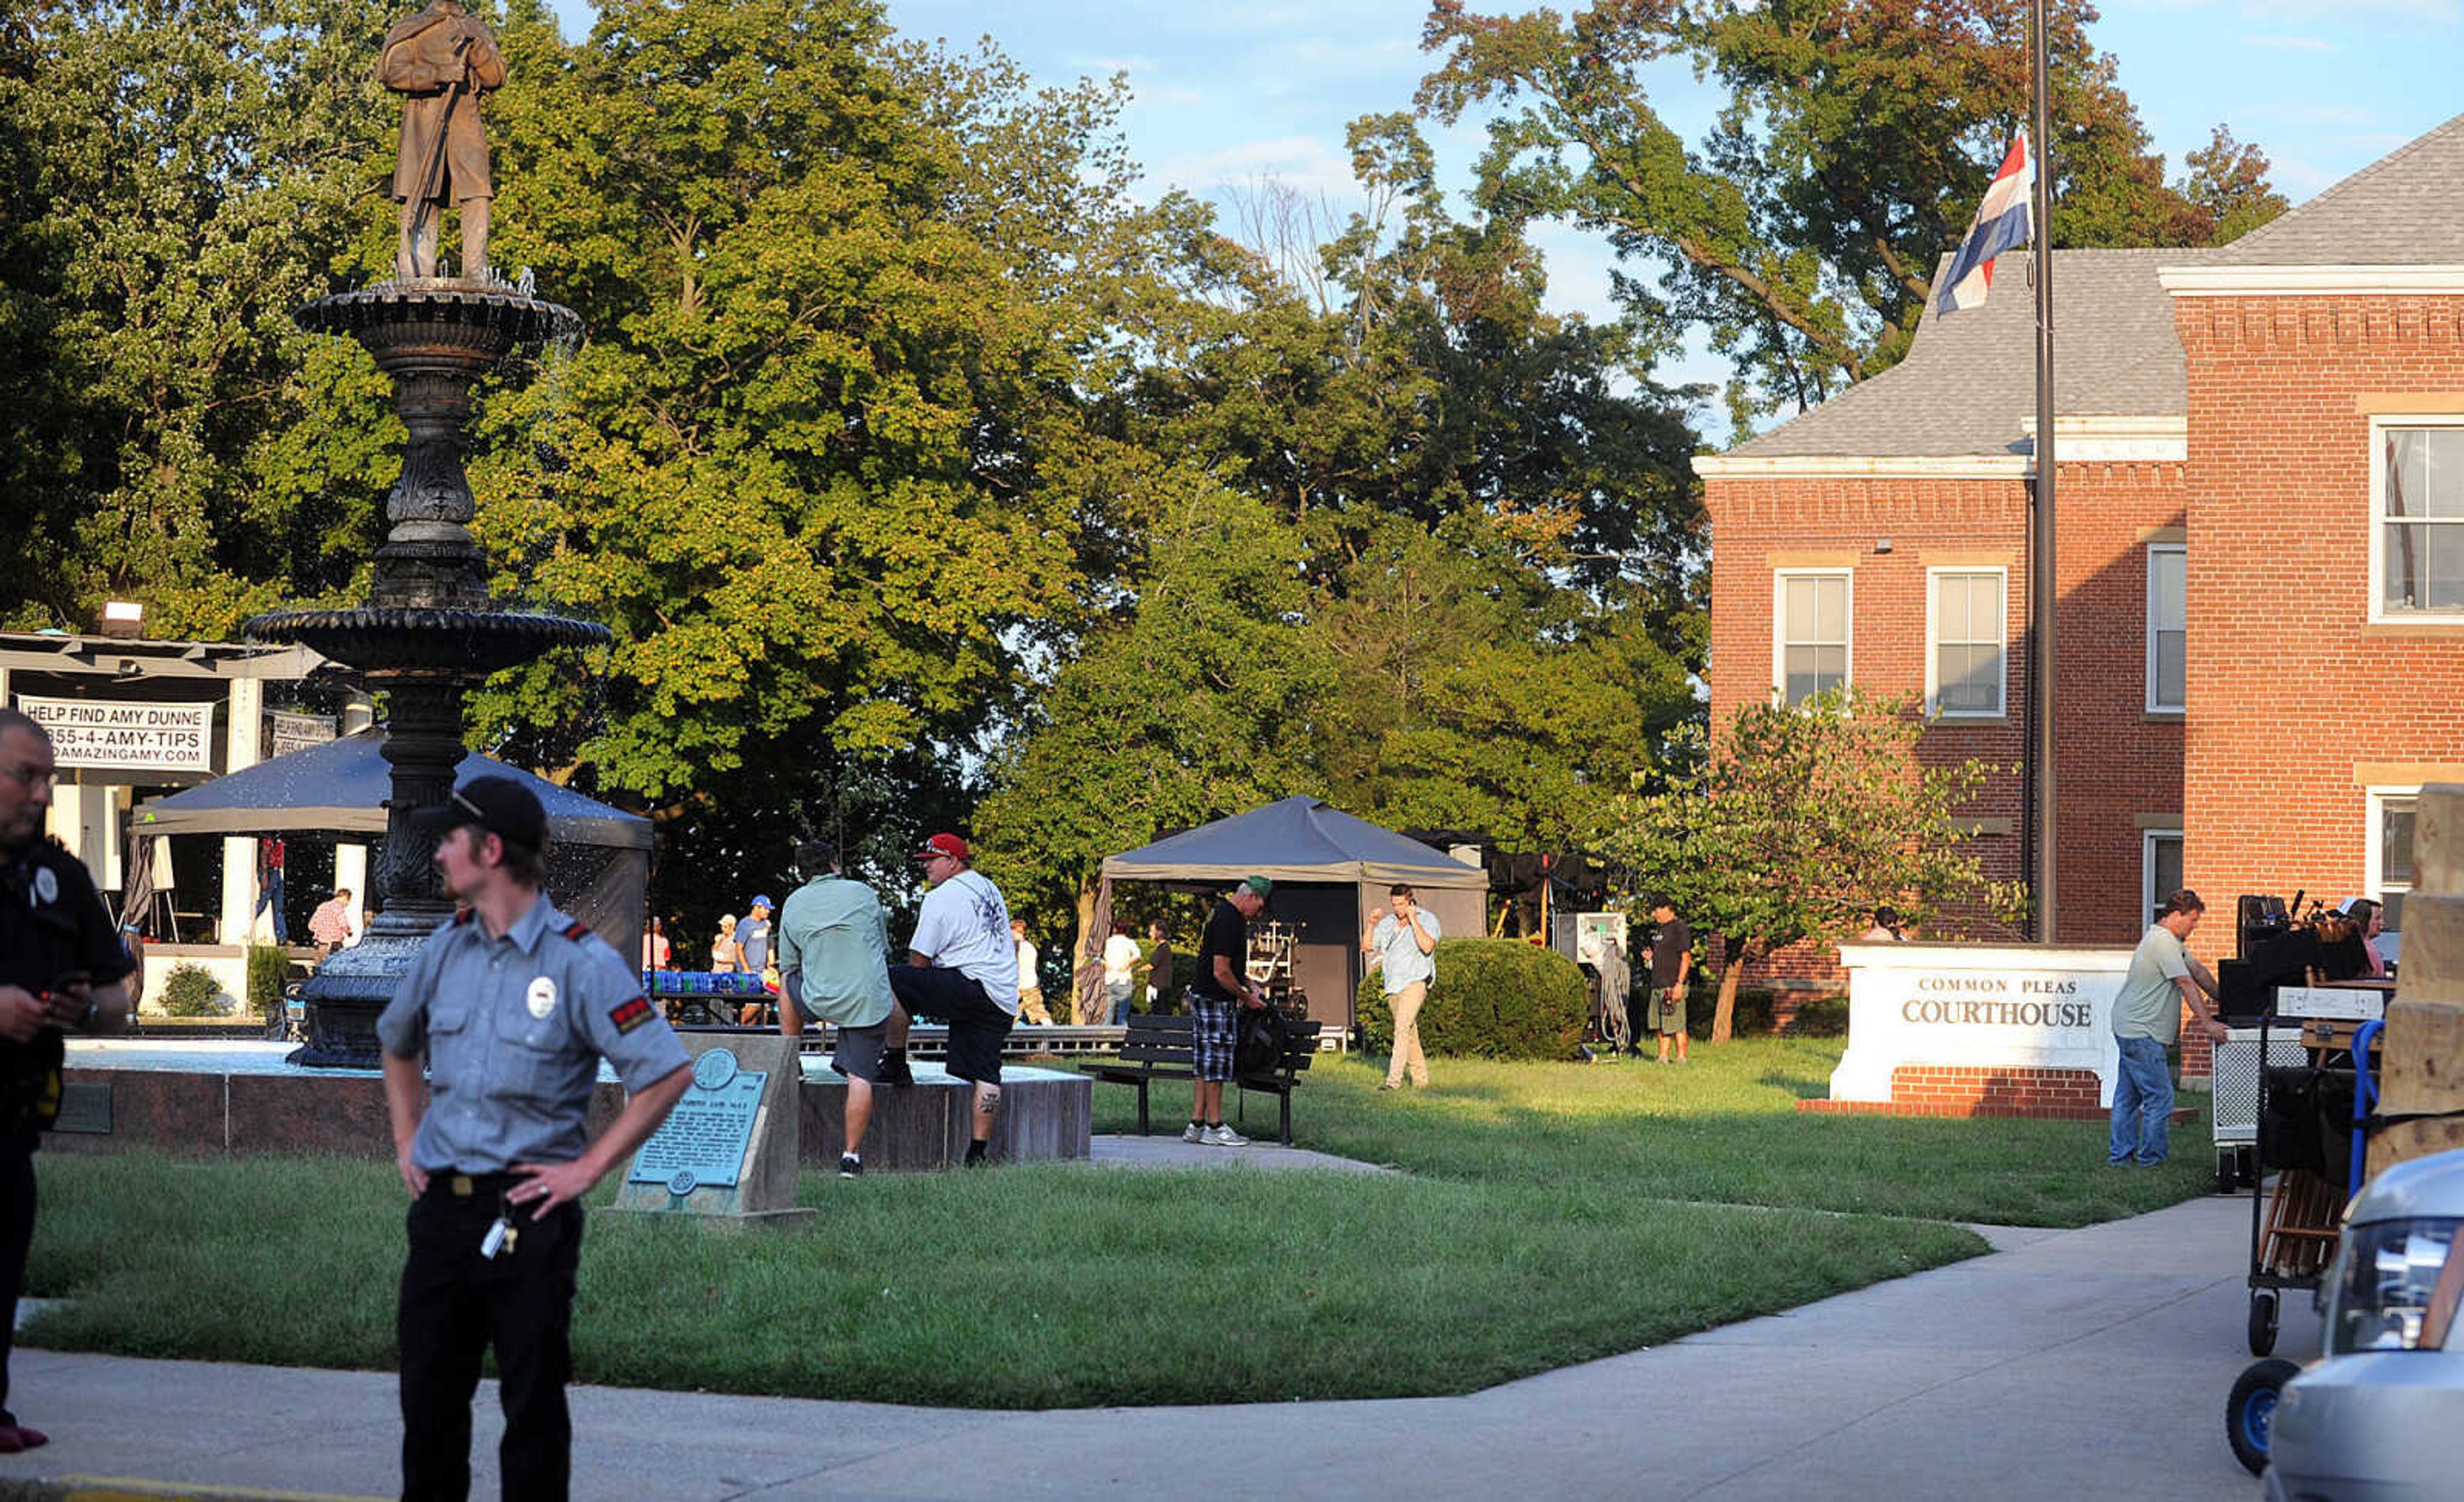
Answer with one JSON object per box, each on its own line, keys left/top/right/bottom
{"left": 1181, "top": 1123, "right": 1205, "bottom": 1144}
{"left": 1204, "top": 1123, "right": 1250, "bottom": 1147}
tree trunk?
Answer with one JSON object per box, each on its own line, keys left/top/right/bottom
{"left": 1070, "top": 877, "right": 1101, "bottom": 1025}
{"left": 1710, "top": 936, "right": 1753, "bottom": 1044}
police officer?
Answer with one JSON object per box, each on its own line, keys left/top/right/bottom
{"left": 378, "top": 776, "right": 689, "bottom": 1502}
{"left": 0, "top": 708, "right": 131, "bottom": 1455}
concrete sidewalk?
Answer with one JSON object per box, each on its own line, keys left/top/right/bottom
{"left": 0, "top": 1190, "right": 2291, "bottom": 1501}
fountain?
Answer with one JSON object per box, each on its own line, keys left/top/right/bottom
{"left": 244, "top": 0, "right": 603, "bottom": 1066}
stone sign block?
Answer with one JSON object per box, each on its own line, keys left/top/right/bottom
{"left": 613, "top": 1035, "right": 814, "bottom": 1229}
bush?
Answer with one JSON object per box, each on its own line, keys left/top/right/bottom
{"left": 1693, "top": 983, "right": 1849, "bottom": 1039}
{"left": 1355, "top": 938, "right": 1587, "bottom": 1061}
{"left": 158, "top": 964, "right": 226, "bottom": 1017}
{"left": 246, "top": 944, "right": 290, "bottom": 1017}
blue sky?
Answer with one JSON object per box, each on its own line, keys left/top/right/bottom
{"left": 546, "top": 0, "right": 2463, "bottom": 409}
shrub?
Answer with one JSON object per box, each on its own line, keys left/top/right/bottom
{"left": 246, "top": 944, "right": 290, "bottom": 1017}
{"left": 1355, "top": 938, "right": 1587, "bottom": 1061}
{"left": 1697, "top": 983, "right": 1849, "bottom": 1039}
{"left": 158, "top": 963, "right": 226, "bottom": 1017}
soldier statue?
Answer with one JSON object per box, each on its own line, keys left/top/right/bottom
{"left": 378, "top": 0, "right": 508, "bottom": 282}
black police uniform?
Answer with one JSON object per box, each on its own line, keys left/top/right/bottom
{"left": 0, "top": 838, "right": 132, "bottom": 1430}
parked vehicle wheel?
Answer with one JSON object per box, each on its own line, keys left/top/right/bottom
{"left": 2228, "top": 1358, "right": 2301, "bottom": 1475}
{"left": 2248, "top": 1289, "right": 2279, "bottom": 1356}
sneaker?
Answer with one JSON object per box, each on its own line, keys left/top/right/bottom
{"left": 1203, "top": 1123, "right": 1250, "bottom": 1147}
{"left": 839, "top": 1154, "right": 862, "bottom": 1179}
{"left": 875, "top": 1049, "right": 914, "bottom": 1087}
{"left": 1181, "top": 1123, "right": 1206, "bottom": 1143}
{"left": 1377, "top": 1082, "right": 1400, "bottom": 1092}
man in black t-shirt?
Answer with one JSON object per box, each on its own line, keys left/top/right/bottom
{"left": 1183, "top": 876, "right": 1270, "bottom": 1146}
{"left": 0, "top": 709, "right": 133, "bottom": 1453}
{"left": 1645, "top": 897, "right": 1693, "bottom": 1064}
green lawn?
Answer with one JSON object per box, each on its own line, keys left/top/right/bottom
{"left": 20, "top": 1037, "right": 2212, "bottom": 1408}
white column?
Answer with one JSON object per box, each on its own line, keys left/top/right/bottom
{"left": 219, "top": 677, "right": 265, "bottom": 945}
{"left": 47, "top": 783, "right": 112, "bottom": 893}
{"left": 335, "top": 843, "right": 369, "bottom": 940}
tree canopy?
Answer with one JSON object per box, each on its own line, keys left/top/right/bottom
{"left": 1416, "top": 0, "right": 2283, "bottom": 427}
{"left": 1589, "top": 689, "right": 2024, "bottom": 1041}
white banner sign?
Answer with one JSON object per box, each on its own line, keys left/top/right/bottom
{"left": 266, "top": 711, "right": 336, "bottom": 759}
{"left": 15, "top": 695, "right": 214, "bottom": 772}
{"left": 1832, "top": 943, "right": 2139, "bottom": 1107}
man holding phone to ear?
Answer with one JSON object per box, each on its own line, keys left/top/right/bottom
{"left": 0, "top": 707, "right": 132, "bottom": 1454}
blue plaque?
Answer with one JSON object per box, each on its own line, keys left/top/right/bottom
{"left": 629, "top": 1048, "right": 767, "bottom": 1190}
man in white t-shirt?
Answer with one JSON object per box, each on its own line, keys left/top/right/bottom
{"left": 1100, "top": 924, "right": 1142, "bottom": 1026}
{"left": 884, "top": 834, "right": 1018, "bottom": 1166}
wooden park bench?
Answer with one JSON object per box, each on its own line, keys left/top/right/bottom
{"left": 1082, "top": 1010, "right": 1324, "bottom": 1146}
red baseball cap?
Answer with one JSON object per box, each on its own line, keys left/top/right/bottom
{"left": 912, "top": 833, "right": 970, "bottom": 862}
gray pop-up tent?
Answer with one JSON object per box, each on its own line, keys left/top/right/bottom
{"left": 131, "top": 729, "right": 651, "bottom": 952}
{"left": 1095, "top": 796, "right": 1488, "bottom": 1037}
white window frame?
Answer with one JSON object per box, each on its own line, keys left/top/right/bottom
{"left": 2142, "top": 827, "right": 2184, "bottom": 928}
{"left": 2366, "top": 786, "right": 2420, "bottom": 933}
{"left": 1925, "top": 566, "right": 2006, "bottom": 719}
{"left": 2367, "top": 416, "right": 2464, "bottom": 623}
{"left": 2144, "top": 543, "right": 2187, "bottom": 712}
{"left": 1771, "top": 569, "right": 1852, "bottom": 708}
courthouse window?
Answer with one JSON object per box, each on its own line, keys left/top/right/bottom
{"left": 2375, "top": 424, "right": 2464, "bottom": 618}
{"left": 2143, "top": 829, "right": 2184, "bottom": 927}
{"left": 2374, "top": 792, "right": 2417, "bottom": 933}
{"left": 1774, "top": 571, "right": 1851, "bottom": 707}
{"left": 2146, "top": 544, "right": 2186, "bottom": 712}
{"left": 1928, "top": 569, "right": 2006, "bottom": 718}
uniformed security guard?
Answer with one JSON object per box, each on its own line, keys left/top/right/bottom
{"left": 378, "top": 776, "right": 689, "bottom": 1502}
{"left": 0, "top": 708, "right": 132, "bottom": 1456}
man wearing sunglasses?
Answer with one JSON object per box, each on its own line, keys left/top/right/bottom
{"left": 0, "top": 708, "right": 132, "bottom": 1455}
{"left": 377, "top": 776, "right": 689, "bottom": 1500}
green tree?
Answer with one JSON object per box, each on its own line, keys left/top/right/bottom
{"left": 2177, "top": 125, "right": 2288, "bottom": 247}
{"left": 971, "top": 490, "right": 1333, "bottom": 993}
{"left": 0, "top": 0, "right": 397, "bottom": 634}
{"left": 1416, "top": 0, "right": 2263, "bottom": 427}
{"left": 1590, "top": 687, "right": 2024, "bottom": 1042}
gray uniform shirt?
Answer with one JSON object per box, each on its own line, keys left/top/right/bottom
{"left": 377, "top": 893, "right": 689, "bottom": 1173}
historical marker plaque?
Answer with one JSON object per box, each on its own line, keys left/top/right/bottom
{"left": 628, "top": 1049, "right": 766, "bottom": 1191}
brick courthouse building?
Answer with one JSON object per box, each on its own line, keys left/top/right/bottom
{"left": 1693, "top": 117, "right": 2464, "bottom": 1035}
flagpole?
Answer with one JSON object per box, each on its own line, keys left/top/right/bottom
{"left": 2028, "top": 0, "right": 2058, "bottom": 943}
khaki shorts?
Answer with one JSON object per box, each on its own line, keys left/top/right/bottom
{"left": 1645, "top": 983, "right": 1690, "bottom": 1035}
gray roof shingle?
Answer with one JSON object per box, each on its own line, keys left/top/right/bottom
{"left": 1724, "top": 248, "right": 2202, "bottom": 460}
{"left": 2210, "top": 109, "right": 2464, "bottom": 265}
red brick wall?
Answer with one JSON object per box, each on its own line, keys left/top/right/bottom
{"left": 1701, "top": 463, "right": 2187, "bottom": 985}
{"left": 1793, "top": 1064, "right": 2109, "bottom": 1120}
{"left": 2173, "top": 293, "right": 2464, "bottom": 971}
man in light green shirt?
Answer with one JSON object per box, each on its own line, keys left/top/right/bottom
{"left": 777, "top": 838, "right": 898, "bottom": 1177}
{"left": 2109, "top": 888, "right": 2228, "bottom": 1167}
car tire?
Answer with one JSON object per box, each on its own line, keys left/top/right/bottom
{"left": 2228, "top": 1358, "right": 2301, "bottom": 1476}
{"left": 2248, "top": 1290, "right": 2279, "bottom": 1356}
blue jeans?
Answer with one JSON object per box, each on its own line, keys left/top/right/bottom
{"left": 2109, "top": 1035, "right": 2173, "bottom": 1166}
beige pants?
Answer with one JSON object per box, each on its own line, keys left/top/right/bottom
{"left": 1385, "top": 980, "right": 1429, "bottom": 1087}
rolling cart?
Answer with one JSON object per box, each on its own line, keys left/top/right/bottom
{"left": 2243, "top": 988, "right": 2386, "bottom": 1357}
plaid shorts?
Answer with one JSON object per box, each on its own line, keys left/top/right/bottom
{"left": 1187, "top": 988, "right": 1237, "bottom": 1081}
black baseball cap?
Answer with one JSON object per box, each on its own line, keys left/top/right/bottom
{"left": 411, "top": 775, "right": 548, "bottom": 853}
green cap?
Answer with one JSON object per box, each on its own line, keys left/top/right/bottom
{"left": 1240, "top": 875, "right": 1273, "bottom": 899}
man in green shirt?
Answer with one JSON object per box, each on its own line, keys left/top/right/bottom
{"left": 776, "top": 838, "right": 898, "bottom": 1178}
{"left": 2109, "top": 888, "right": 2229, "bottom": 1167}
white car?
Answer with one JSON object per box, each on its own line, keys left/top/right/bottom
{"left": 2263, "top": 1146, "right": 2464, "bottom": 1501}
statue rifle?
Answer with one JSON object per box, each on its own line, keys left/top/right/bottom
{"left": 406, "top": 33, "right": 474, "bottom": 275}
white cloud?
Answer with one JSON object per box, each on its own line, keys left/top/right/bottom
{"left": 1149, "top": 135, "right": 1362, "bottom": 199}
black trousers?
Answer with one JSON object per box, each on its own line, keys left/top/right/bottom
{"left": 398, "top": 1178, "right": 584, "bottom": 1502}
{"left": 0, "top": 1132, "right": 36, "bottom": 1429}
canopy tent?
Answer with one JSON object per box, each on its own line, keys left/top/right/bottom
{"left": 130, "top": 729, "right": 650, "bottom": 953}
{"left": 1091, "top": 797, "right": 1487, "bottom": 1035}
